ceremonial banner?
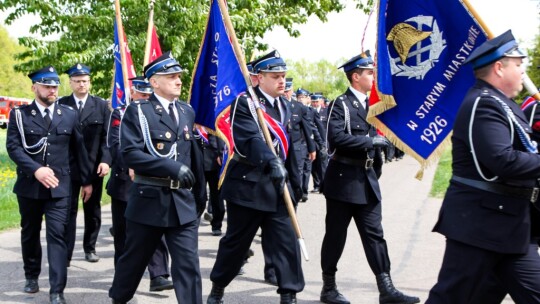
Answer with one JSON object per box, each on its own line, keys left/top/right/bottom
{"left": 369, "top": 0, "right": 488, "bottom": 172}
{"left": 147, "top": 25, "right": 163, "bottom": 64}
{"left": 112, "top": 19, "right": 135, "bottom": 108}
{"left": 189, "top": 0, "right": 248, "bottom": 176}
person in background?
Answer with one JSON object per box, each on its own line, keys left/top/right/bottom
{"left": 58, "top": 63, "right": 111, "bottom": 264}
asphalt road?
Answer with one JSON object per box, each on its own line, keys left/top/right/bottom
{"left": 0, "top": 155, "right": 514, "bottom": 303}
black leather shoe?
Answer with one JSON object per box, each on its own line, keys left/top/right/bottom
{"left": 301, "top": 194, "right": 308, "bottom": 202}
{"left": 264, "top": 274, "right": 278, "bottom": 286}
{"left": 85, "top": 252, "right": 100, "bottom": 263}
{"left": 149, "top": 275, "right": 173, "bottom": 292}
{"left": 237, "top": 266, "right": 245, "bottom": 276}
{"left": 24, "top": 279, "right": 39, "bottom": 293}
{"left": 111, "top": 299, "right": 126, "bottom": 304}
{"left": 280, "top": 293, "right": 297, "bottom": 304}
{"left": 50, "top": 292, "right": 66, "bottom": 304}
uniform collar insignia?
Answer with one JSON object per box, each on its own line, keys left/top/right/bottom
{"left": 31, "top": 109, "right": 37, "bottom": 116}
{"left": 353, "top": 100, "right": 359, "bottom": 108}
{"left": 57, "top": 109, "right": 62, "bottom": 115}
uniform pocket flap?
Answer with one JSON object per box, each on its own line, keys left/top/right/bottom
{"left": 150, "top": 129, "right": 174, "bottom": 142}
{"left": 480, "top": 199, "right": 522, "bottom": 216}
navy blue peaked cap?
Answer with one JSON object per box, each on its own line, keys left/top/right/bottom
{"left": 339, "top": 50, "right": 374, "bottom": 72}
{"left": 144, "top": 51, "right": 184, "bottom": 79}
{"left": 464, "top": 30, "right": 526, "bottom": 70}
{"left": 129, "top": 76, "right": 153, "bottom": 94}
{"left": 252, "top": 50, "right": 287, "bottom": 73}
{"left": 65, "top": 63, "right": 91, "bottom": 77}
{"left": 28, "top": 66, "right": 61, "bottom": 86}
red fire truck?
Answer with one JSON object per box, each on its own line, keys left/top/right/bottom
{"left": 0, "top": 96, "right": 32, "bottom": 129}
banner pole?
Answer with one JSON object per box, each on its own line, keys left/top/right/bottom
{"left": 114, "top": 0, "right": 131, "bottom": 101}
{"left": 216, "top": 0, "right": 309, "bottom": 261}
{"left": 144, "top": 0, "right": 156, "bottom": 66}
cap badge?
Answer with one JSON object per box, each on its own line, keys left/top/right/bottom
{"left": 275, "top": 51, "right": 281, "bottom": 58}
{"left": 77, "top": 63, "right": 82, "bottom": 70}
{"left": 49, "top": 67, "right": 54, "bottom": 72}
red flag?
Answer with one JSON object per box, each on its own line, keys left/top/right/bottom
{"left": 148, "top": 25, "right": 162, "bottom": 63}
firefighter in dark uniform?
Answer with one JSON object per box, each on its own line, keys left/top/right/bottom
{"left": 106, "top": 76, "right": 173, "bottom": 292}
{"left": 207, "top": 50, "right": 304, "bottom": 304}
{"left": 320, "top": 51, "right": 419, "bottom": 304}
{"left": 286, "top": 82, "right": 316, "bottom": 203}
{"left": 7, "top": 66, "right": 93, "bottom": 304}
{"left": 426, "top": 30, "right": 540, "bottom": 304}
{"left": 109, "top": 52, "right": 206, "bottom": 304}
{"left": 194, "top": 126, "right": 226, "bottom": 236}
{"left": 58, "top": 64, "right": 111, "bottom": 264}
{"left": 309, "top": 92, "right": 328, "bottom": 193}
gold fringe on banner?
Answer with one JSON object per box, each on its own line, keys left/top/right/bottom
{"left": 368, "top": 115, "right": 453, "bottom": 180}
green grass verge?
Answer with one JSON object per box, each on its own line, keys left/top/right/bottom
{"left": 0, "top": 129, "right": 110, "bottom": 232}
{"left": 429, "top": 147, "right": 452, "bottom": 198}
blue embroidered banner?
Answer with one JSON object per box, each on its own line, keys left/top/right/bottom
{"left": 371, "top": 0, "right": 488, "bottom": 166}
{"left": 112, "top": 19, "right": 128, "bottom": 109}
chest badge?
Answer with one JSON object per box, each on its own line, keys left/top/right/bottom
{"left": 184, "top": 126, "right": 190, "bottom": 140}
{"left": 156, "top": 143, "right": 164, "bottom": 150}
{"left": 165, "top": 131, "right": 172, "bottom": 139}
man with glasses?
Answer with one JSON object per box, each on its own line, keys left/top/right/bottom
{"left": 59, "top": 63, "right": 111, "bottom": 264}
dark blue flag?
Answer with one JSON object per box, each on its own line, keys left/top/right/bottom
{"left": 371, "top": 0, "right": 488, "bottom": 169}
{"left": 188, "top": 0, "right": 248, "bottom": 182}
{"left": 112, "top": 19, "right": 129, "bottom": 109}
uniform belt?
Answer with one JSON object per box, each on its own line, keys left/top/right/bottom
{"left": 133, "top": 175, "right": 181, "bottom": 189}
{"left": 232, "top": 154, "right": 254, "bottom": 166}
{"left": 451, "top": 175, "right": 539, "bottom": 203}
{"left": 332, "top": 155, "right": 373, "bottom": 169}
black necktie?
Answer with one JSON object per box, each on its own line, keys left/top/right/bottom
{"left": 168, "top": 103, "right": 177, "bottom": 126}
{"left": 44, "top": 108, "right": 51, "bottom": 128}
{"left": 78, "top": 100, "right": 83, "bottom": 114}
{"left": 273, "top": 98, "right": 281, "bottom": 122}
{"left": 364, "top": 97, "right": 369, "bottom": 111}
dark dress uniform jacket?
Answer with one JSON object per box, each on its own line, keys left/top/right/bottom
{"left": 433, "top": 79, "right": 540, "bottom": 254}
{"left": 220, "top": 87, "right": 302, "bottom": 211}
{"left": 7, "top": 102, "right": 91, "bottom": 197}
{"left": 58, "top": 94, "right": 112, "bottom": 181}
{"left": 289, "top": 101, "right": 316, "bottom": 154}
{"left": 323, "top": 88, "right": 382, "bottom": 204}
{"left": 120, "top": 96, "right": 206, "bottom": 227}
{"left": 106, "top": 107, "right": 130, "bottom": 202}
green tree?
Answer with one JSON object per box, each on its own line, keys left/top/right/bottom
{"left": 0, "top": 25, "right": 33, "bottom": 98}
{"left": 287, "top": 59, "right": 349, "bottom": 100}
{"left": 0, "top": 0, "right": 370, "bottom": 100}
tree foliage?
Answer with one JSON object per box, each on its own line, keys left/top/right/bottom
{"left": 0, "top": 0, "right": 367, "bottom": 100}
{"left": 286, "top": 59, "right": 349, "bottom": 101}
{"left": 0, "top": 25, "right": 33, "bottom": 98}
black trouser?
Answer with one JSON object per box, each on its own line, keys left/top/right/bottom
{"left": 18, "top": 196, "right": 69, "bottom": 294}
{"left": 312, "top": 150, "right": 328, "bottom": 189}
{"left": 110, "top": 198, "right": 170, "bottom": 278}
{"left": 66, "top": 177, "right": 103, "bottom": 259}
{"left": 109, "top": 219, "right": 201, "bottom": 303}
{"left": 321, "top": 199, "right": 390, "bottom": 276}
{"left": 204, "top": 170, "right": 225, "bottom": 230}
{"left": 427, "top": 239, "right": 540, "bottom": 304}
{"left": 210, "top": 202, "right": 304, "bottom": 294}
